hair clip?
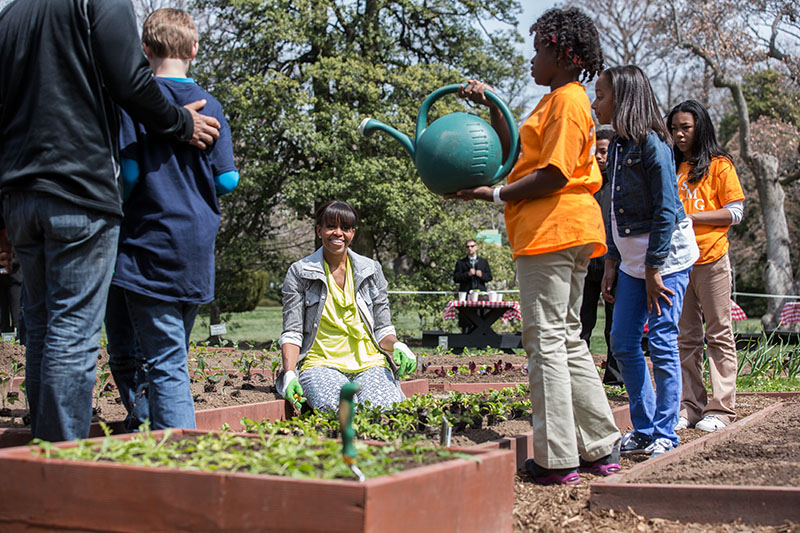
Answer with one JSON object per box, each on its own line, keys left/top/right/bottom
{"left": 549, "top": 31, "right": 557, "bottom": 44}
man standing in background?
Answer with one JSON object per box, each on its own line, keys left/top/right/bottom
{"left": 453, "top": 239, "right": 493, "bottom": 333}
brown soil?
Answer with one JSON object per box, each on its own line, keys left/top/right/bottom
{"left": 633, "top": 400, "right": 800, "bottom": 487}
{"left": 512, "top": 394, "right": 796, "bottom": 533}
{"left": 0, "top": 344, "right": 280, "bottom": 428}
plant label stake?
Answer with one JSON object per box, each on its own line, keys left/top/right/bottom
{"left": 339, "top": 382, "right": 365, "bottom": 482}
{"left": 440, "top": 418, "right": 452, "bottom": 447}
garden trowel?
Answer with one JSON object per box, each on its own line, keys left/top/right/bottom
{"left": 338, "top": 381, "right": 365, "bottom": 482}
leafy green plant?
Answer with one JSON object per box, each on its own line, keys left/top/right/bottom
{"left": 737, "top": 332, "right": 800, "bottom": 379}
{"left": 243, "top": 386, "right": 533, "bottom": 444}
{"left": 233, "top": 351, "right": 258, "bottom": 380}
{"left": 191, "top": 351, "right": 223, "bottom": 390}
{"left": 32, "top": 425, "right": 474, "bottom": 481}
{"left": 1, "top": 359, "right": 23, "bottom": 409}
{"left": 94, "top": 362, "right": 113, "bottom": 411}
{"left": 0, "top": 373, "right": 9, "bottom": 410}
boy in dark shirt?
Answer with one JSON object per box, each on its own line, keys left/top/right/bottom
{"left": 105, "top": 8, "right": 239, "bottom": 430}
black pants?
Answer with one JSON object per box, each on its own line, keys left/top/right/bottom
{"left": 579, "top": 275, "right": 623, "bottom": 386}
{"left": 0, "top": 273, "right": 22, "bottom": 333}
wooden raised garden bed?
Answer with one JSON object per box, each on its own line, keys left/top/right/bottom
{"left": 0, "top": 429, "right": 514, "bottom": 532}
{"left": 591, "top": 393, "right": 800, "bottom": 525}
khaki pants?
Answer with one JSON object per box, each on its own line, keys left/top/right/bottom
{"left": 517, "top": 245, "right": 620, "bottom": 469}
{"left": 678, "top": 253, "right": 737, "bottom": 425}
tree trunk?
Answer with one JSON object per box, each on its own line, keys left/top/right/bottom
{"left": 748, "top": 152, "right": 796, "bottom": 328}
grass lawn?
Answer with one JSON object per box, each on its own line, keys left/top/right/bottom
{"left": 187, "top": 303, "right": 768, "bottom": 353}
{"left": 190, "top": 306, "right": 284, "bottom": 344}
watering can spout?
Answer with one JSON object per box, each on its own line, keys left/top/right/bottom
{"left": 358, "top": 118, "right": 415, "bottom": 159}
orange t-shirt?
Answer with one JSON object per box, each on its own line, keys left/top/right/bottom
{"left": 677, "top": 157, "right": 745, "bottom": 264}
{"left": 504, "top": 82, "right": 606, "bottom": 259}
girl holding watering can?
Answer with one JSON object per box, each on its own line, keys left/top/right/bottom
{"left": 446, "top": 7, "right": 620, "bottom": 485}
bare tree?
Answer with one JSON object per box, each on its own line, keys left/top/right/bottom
{"left": 569, "top": 0, "right": 716, "bottom": 114}
{"left": 658, "top": 0, "right": 800, "bottom": 327}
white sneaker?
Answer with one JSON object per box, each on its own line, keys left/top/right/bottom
{"left": 674, "top": 416, "right": 691, "bottom": 430}
{"left": 695, "top": 415, "right": 726, "bottom": 432}
{"left": 645, "top": 437, "right": 674, "bottom": 458}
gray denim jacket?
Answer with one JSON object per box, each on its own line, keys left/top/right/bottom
{"left": 278, "top": 247, "right": 397, "bottom": 371}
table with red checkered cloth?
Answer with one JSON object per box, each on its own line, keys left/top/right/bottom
{"left": 730, "top": 300, "right": 747, "bottom": 321}
{"left": 779, "top": 301, "right": 800, "bottom": 325}
{"left": 443, "top": 300, "right": 522, "bottom": 322}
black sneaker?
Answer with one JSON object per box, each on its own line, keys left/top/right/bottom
{"left": 619, "top": 431, "right": 651, "bottom": 455}
{"left": 578, "top": 446, "right": 621, "bottom": 476}
{"left": 524, "top": 459, "right": 580, "bottom": 486}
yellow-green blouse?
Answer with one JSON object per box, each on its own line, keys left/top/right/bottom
{"left": 301, "top": 257, "right": 387, "bottom": 372}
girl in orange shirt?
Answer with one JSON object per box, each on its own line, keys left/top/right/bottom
{"left": 449, "top": 7, "right": 620, "bottom": 485}
{"left": 668, "top": 100, "right": 744, "bottom": 432}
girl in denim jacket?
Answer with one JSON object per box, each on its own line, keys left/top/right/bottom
{"left": 592, "top": 65, "right": 699, "bottom": 459}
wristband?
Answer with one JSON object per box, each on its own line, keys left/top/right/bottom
{"left": 280, "top": 369, "right": 297, "bottom": 397}
{"left": 493, "top": 186, "right": 506, "bottom": 205}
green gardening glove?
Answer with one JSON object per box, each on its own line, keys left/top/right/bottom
{"left": 392, "top": 342, "right": 417, "bottom": 377}
{"left": 281, "top": 370, "right": 306, "bottom": 409}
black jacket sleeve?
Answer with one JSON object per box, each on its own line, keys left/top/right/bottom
{"left": 453, "top": 258, "right": 471, "bottom": 284}
{"left": 477, "top": 257, "right": 492, "bottom": 283}
{"left": 88, "top": 0, "right": 193, "bottom": 142}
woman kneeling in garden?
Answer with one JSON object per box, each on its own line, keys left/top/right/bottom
{"left": 276, "top": 200, "right": 416, "bottom": 412}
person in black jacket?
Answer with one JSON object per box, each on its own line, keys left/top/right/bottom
{"left": 453, "top": 239, "right": 493, "bottom": 333}
{"left": 453, "top": 239, "right": 493, "bottom": 293}
{"left": 0, "top": 0, "right": 220, "bottom": 442}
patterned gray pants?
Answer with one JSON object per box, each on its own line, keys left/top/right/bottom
{"left": 298, "top": 366, "right": 406, "bottom": 412}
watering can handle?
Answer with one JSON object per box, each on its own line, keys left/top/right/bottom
{"left": 415, "top": 84, "right": 520, "bottom": 185}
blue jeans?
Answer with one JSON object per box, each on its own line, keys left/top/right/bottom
{"left": 104, "top": 285, "right": 148, "bottom": 431}
{"left": 610, "top": 268, "right": 691, "bottom": 445}
{"left": 105, "top": 286, "right": 197, "bottom": 430}
{"left": 2, "top": 192, "right": 119, "bottom": 441}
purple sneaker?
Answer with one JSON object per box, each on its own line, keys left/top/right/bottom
{"left": 578, "top": 447, "right": 621, "bottom": 476}
{"left": 525, "top": 459, "right": 580, "bottom": 486}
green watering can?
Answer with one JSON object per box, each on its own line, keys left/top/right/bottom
{"left": 358, "top": 84, "right": 519, "bottom": 196}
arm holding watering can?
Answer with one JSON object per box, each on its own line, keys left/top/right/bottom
{"left": 447, "top": 80, "right": 568, "bottom": 204}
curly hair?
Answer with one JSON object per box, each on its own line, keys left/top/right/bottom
{"left": 530, "top": 7, "right": 604, "bottom": 83}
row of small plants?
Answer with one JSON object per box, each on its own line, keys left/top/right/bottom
{"left": 241, "top": 385, "right": 532, "bottom": 443}
{"left": 736, "top": 333, "right": 800, "bottom": 379}
{"left": 32, "top": 423, "right": 474, "bottom": 481}
{"left": 419, "top": 359, "right": 525, "bottom": 378}
{"left": 190, "top": 346, "right": 281, "bottom": 391}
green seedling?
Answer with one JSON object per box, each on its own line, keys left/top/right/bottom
{"left": 34, "top": 425, "right": 470, "bottom": 481}
{"left": 95, "top": 363, "right": 113, "bottom": 412}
